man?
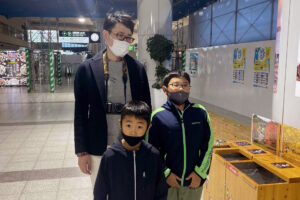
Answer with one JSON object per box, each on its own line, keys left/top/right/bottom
{"left": 146, "top": 70, "right": 213, "bottom": 200}
{"left": 74, "top": 11, "right": 151, "bottom": 188}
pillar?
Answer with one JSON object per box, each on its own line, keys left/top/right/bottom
{"left": 137, "top": 0, "right": 172, "bottom": 109}
{"left": 272, "top": 0, "right": 300, "bottom": 129}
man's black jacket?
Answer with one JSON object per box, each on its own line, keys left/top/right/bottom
{"left": 74, "top": 50, "right": 151, "bottom": 155}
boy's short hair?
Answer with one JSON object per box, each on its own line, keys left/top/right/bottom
{"left": 121, "top": 101, "right": 151, "bottom": 125}
{"left": 163, "top": 70, "right": 191, "bottom": 87}
{"left": 103, "top": 11, "right": 135, "bottom": 33}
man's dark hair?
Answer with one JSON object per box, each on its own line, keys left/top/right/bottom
{"left": 121, "top": 101, "right": 151, "bottom": 125}
{"left": 103, "top": 11, "right": 135, "bottom": 33}
{"left": 163, "top": 70, "right": 191, "bottom": 87}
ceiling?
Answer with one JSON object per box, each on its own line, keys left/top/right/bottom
{"left": 0, "top": 0, "right": 214, "bottom": 21}
{"left": 27, "top": 17, "right": 96, "bottom": 31}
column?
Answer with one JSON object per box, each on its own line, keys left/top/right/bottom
{"left": 49, "top": 49, "right": 55, "bottom": 93}
{"left": 137, "top": 0, "right": 172, "bottom": 109}
{"left": 25, "top": 49, "right": 31, "bottom": 93}
{"left": 272, "top": 0, "right": 300, "bottom": 129}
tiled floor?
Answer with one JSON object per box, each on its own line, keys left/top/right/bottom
{"left": 0, "top": 80, "right": 93, "bottom": 200}
{"left": 0, "top": 123, "right": 91, "bottom": 200}
{"left": 0, "top": 79, "right": 251, "bottom": 200}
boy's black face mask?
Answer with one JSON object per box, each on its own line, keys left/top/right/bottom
{"left": 168, "top": 90, "right": 189, "bottom": 105}
{"left": 164, "top": 87, "right": 189, "bottom": 106}
{"left": 121, "top": 131, "right": 145, "bottom": 146}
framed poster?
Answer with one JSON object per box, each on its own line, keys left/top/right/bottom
{"left": 0, "top": 51, "right": 27, "bottom": 86}
{"left": 233, "top": 48, "right": 246, "bottom": 84}
{"left": 189, "top": 52, "right": 198, "bottom": 75}
{"left": 253, "top": 47, "right": 271, "bottom": 88}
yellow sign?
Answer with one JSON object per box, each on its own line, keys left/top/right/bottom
{"left": 253, "top": 47, "right": 271, "bottom": 72}
{"left": 233, "top": 48, "right": 246, "bottom": 70}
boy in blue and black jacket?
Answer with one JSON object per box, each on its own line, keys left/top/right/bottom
{"left": 146, "top": 70, "right": 214, "bottom": 200}
{"left": 94, "top": 101, "right": 168, "bottom": 200}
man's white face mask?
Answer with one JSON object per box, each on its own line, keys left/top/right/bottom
{"left": 108, "top": 38, "right": 130, "bottom": 58}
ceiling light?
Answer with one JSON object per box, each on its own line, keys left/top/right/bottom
{"left": 78, "top": 18, "right": 85, "bottom": 23}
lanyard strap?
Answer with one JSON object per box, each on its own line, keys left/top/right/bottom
{"left": 103, "top": 51, "right": 128, "bottom": 104}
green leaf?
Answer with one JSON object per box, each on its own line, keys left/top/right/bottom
{"left": 146, "top": 34, "right": 173, "bottom": 88}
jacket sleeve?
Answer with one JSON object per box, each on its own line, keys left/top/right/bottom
{"left": 146, "top": 115, "right": 171, "bottom": 178}
{"left": 155, "top": 154, "right": 168, "bottom": 200}
{"left": 140, "top": 65, "right": 152, "bottom": 110}
{"left": 74, "top": 63, "right": 89, "bottom": 154}
{"left": 94, "top": 154, "right": 109, "bottom": 200}
{"left": 194, "top": 110, "right": 214, "bottom": 181}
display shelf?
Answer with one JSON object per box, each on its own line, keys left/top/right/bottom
{"left": 232, "top": 162, "right": 286, "bottom": 184}
{"left": 204, "top": 149, "right": 252, "bottom": 200}
{"left": 229, "top": 140, "right": 252, "bottom": 147}
{"left": 253, "top": 155, "right": 300, "bottom": 183}
{"left": 213, "top": 139, "right": 234, "bottom": 150}
{"left": 204, "top": 143, "right": 300, "bottom": 200}
{"left": 225, "top": 161, "right": 300, "bottom": 200}
{"left": 214, "top": 148, "right": 251, "bottom": 161}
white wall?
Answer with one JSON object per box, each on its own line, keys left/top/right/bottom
{"left": 273, "top": 0, "right": 300, "bottom": 129}
{"left": 186, "top": 40, "right": 276, "bottom": 119}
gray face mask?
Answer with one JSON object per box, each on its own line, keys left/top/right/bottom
{"left": 165, "top": 88, "right": 189, "bottom": 105}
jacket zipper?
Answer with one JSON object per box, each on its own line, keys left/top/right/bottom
{"left": 177, "top": 104, "right": 190, "bottom": 186}
{"left": 133, "top": 150, "right": 136, "bottom": 200}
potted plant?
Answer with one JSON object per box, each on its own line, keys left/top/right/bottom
{"left": 146, "top": 34, "right": 174, "bottom": 89}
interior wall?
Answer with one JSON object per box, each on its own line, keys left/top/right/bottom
{"left": 186, "top": 40, "right": 276, "bottom": 119}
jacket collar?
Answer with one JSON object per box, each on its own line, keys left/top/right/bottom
{"left": 164, "top": 100, "right": 192, "bottom": 113}
{"left": 89, "top": 49, "right": 106, "bottom": 108}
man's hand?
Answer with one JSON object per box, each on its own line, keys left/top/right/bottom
{"left": 166, "top": 172, "right": 181, "bottom": 188}
{"left": 186, "top": 171, "right": 201, "bottom": 188}
{"left": 78, "top": 154, "right": 91, "bottom": 175}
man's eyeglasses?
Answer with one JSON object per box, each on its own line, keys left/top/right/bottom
{"left": 110, "top": 32, "right": 135, "bottom": 43}
{"left": 169, "top": 82, "right": 191, "bottom": 89}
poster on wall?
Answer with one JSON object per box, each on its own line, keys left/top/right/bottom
{"left": 251, "top": 114, "right": 280, "bottom": 154}
{"left": 295, "top": 38, "right": 300, "bottom": 97}
{"left": 273, "top": 0, "right": 282, "bottom": 93}
{"left": 253, "top": 47, "right": 271, "bottom": 88}
{"left": 189, "top": 52, "right": 198, "bottom": 75}
{"left": 233, "top": 48, "right": 246, "bottom": 84}
{"left": 0, "top": 51, "right": 27, "bottom": 86}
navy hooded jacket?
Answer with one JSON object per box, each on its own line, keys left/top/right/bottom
{"left": 94, "top": 140, "right": 168, "bottom": 200}
{"left": 146, "top": 100, "right": 214, "bottom": 187}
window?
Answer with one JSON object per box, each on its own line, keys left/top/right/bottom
{"left": 189, "top": 0, "right": 277, "bottom": 48}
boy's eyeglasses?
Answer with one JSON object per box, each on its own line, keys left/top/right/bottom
{"left": 110, "top": 32, "right": 135, "bottom": 43}
{"left": 169, "top": 83, "right": 191, "bottom": 89}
